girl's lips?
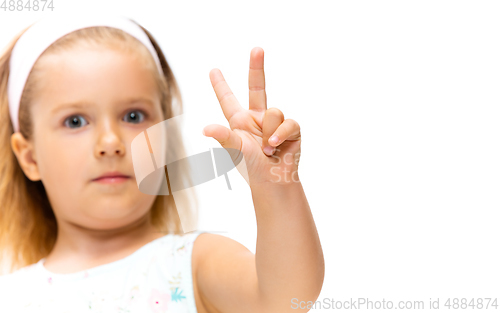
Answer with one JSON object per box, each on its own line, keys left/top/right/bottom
{"left": 92, "top": 176, "right": 130, "bottom": 184}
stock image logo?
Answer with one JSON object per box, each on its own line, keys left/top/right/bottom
{"left": 131, "top": 114, "right": 247, "bottom": 233}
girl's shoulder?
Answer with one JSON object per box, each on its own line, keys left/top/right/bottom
{"left": 190, "top": 233, "right": 259, "bottom": 313}
{"left": 191, "top": 232, "right": 249, "bottom": 268}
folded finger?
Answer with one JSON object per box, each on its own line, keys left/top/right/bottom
{"left": 268, "top": 118, "right": 301, "bottom": 147}
{"left": 262, "top": 108, "right": 284, "bottom": 156}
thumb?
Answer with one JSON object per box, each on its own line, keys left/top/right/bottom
{"left": 202, "top": 124, "right": 248, "bottom": 185}
{"left": 202, "top": 124, "right": 242, "bottom": 152}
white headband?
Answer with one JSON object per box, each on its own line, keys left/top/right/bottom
{"left": 7, "top": 13, "right": 164, "bottom": 133}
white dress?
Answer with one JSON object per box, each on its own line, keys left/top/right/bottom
{"left": 0, "top": 231, "right": 206, "bottom": 313}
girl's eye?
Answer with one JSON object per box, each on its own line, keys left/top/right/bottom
{"left": 63, "top": 110, "right": 147, "bottom": 129}
{"left": 64, "top": 115, "right": 88, "bottom": 129}
{"left": 124, "top": 110, "right": 147, "bottom": 124}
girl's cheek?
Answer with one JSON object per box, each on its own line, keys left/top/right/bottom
{"left": 45, "top": 139, "right": 84, "bottom": 169}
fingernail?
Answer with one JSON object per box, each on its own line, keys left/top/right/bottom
{"left": 264, "top": 146, "right": 275, "bottom": 155}
{"left": 269, "top": 135, "right": 278, "bottom": 145}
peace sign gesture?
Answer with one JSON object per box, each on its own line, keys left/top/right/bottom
{"left": 202, "top": 47, "right": 302, "bottom": 186}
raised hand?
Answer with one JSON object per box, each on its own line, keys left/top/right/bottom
{"left": 202, "top": 47, "right": 301, "bottom": 186}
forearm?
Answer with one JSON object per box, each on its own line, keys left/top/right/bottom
{"left": 250, "top": 179, "right": 325, "bottom": 311}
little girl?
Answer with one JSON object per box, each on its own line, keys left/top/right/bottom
{"left": 0, "top": 13, "right": 324, "bottom": 313}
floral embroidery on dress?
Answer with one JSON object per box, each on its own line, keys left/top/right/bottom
{"left": 148, "top": 288, "right": 171, "bottom": 313}
{"left": 127, "top": 285, "right": 141, "bottom": 305}
{"left": 176, "top": 244, "right": 187, "bottom": 256}
{"left": 171, "top": 287, "right": 186, "bottom": 302}
{"left": 168, "top": 272, "right": 186, "bottom": 302}
{"left": 168, "top": 272, "right": 182, "bottom": 286}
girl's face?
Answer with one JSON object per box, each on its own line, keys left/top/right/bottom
{"left": 12, "top": 47, "right": 165, "bottom": 230}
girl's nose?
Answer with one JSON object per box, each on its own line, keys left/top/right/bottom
{"left": 98, "top": 146, "right": 124, "bottom": 157}
{"left": 94, "top": 123, "right": 126, "bottom": 158}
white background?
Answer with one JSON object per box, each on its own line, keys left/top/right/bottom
{"left": 1, "top": 1, "right": 499, "bottom": 312}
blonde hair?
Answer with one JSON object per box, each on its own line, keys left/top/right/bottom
{"left": 0, "top": 20, "right": 198, "bottom": 275}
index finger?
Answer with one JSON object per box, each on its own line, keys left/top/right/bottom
{"left": 209, "top": 68, "right": 244, "bottom": 122}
